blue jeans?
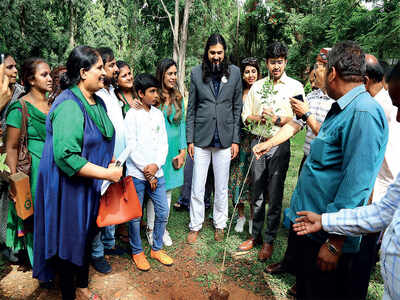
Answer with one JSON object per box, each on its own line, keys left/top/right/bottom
{"left": 129, "top": 176, "right": 168, "bottom": 254}
{"left": 91, "top": 225, "right": 115, "bottom": 259}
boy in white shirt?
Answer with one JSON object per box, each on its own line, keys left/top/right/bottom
{"left": 124, "top": 74, "right": 172, "bottom": 271}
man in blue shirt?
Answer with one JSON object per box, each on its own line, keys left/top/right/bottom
{"left": 292, "top": 63, "right": 400, "bottom": 299}
{"left": 286, "top": 41, "right": 388, "bottom": 299}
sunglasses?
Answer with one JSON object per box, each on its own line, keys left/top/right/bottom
{"left": 241, "top": 57, "right": 258, "bottom": 65}
{"left": 319, "top": 52, "right": 328, "bottom": 61}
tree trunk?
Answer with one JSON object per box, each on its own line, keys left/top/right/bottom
{"left": 177, "top": 0, "right": 193, "bottom": 94}
{"left": 68, "top": 0, "right": 76, "bottom": 49}
{"left": 173, "top": 0, "right": 180, "bottom": 62}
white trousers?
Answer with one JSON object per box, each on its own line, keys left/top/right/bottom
{"left": 147, "top": 190, "right": 172, "bottom": 231}
{"left": 189, "top": 146, "right": 231, "bottom": 231}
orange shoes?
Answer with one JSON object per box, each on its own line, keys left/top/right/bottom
{"left": 150, "top": 249, "right": 174, "bottom": 266}
{"left": 132, "top": 252, "right": 150, "bottom": 271}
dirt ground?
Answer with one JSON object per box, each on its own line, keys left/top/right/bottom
{"left": 0, "top": 244, "right": 283, "bottom": 300}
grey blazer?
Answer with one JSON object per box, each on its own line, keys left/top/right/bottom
{"left": 186, "top": 64, "right": 243, "bottom": 148}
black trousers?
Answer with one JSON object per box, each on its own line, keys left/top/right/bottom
{"left": 251, "top": 139, "right": 290, "bottom": 244}
{"left": 348, "top": 232, "right": 380, "bottom": 300}
{"left": 57, "top": 228, "right": 96, "bottom": 300}
{"left": 58, "top": 258, "right": 90, "bottom": 300}
{"left": 279, "top": 154, "right": 308, "bottom": 275}
{"left": 293, "top": 229, "right": 369, "bottom": 300}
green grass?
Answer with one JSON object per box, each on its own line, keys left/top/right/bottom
{"left": 165, "top": 129, "right": 384, "bottom": 299}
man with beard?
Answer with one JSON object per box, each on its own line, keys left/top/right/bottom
{"left": 279, "top": 41, "right": 387, "bottom": 300}
{"left": 238, "top": 42, "right": 304, "bottom": 261}
{"left": 186, "top": 33, "right": 242, "bottom": 243}
{"left": 90, "top": 47, "right": 125, "bottom": 274}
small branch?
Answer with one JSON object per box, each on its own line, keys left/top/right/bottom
{"left": 159, "top": 0, "right": 179, "bottom": 52}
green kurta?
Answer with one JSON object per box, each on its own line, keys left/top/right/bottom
{"left": 51, "top": 85, "right": 115, "bottom": 176}
{"left": 5, "top": 100, "right": 47, "bottom": 266}
{"left": 161, "top": 100, "right": 187, "bottom": 191}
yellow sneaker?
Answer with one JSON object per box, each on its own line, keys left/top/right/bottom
{"left": 132, "top": 252, "right": 151, "bottom": 271}
{"left": 150, "top": 249, "right": 174, "bottom": 266}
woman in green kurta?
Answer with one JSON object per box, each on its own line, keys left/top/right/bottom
{"left": 115, "top": 61, "right": 136, "bottom": 117}
{"left": 5, "top": 57, "right": 53, "bottom": 266}
{"left": 146, "top": 59, "right": 186, "bottom": 247}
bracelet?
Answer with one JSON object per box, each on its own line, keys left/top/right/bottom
{"left": 274, "top": 116, "right": 281, "bottom": 126}
{"left": 325, "top": 239, "right": 339, "bottom": 256}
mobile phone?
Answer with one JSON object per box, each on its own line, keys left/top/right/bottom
{"left": 293, "top": 94, "right": 304, "bottom": 102}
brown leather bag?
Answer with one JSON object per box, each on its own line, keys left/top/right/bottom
{"left": 96, "top": 176, "right": 142, "bottom": 227}
{"left": 16, "top": 99, "right": 31, "bottom": 176}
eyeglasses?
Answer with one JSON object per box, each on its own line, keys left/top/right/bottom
{"left": 241, "top": 57, "right": 258, "bottom": 65}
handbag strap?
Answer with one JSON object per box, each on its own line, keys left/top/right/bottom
{"left": 121, "top": 177, "right": 128, "bottom": 202}
{"left": 18, "top": 99, "right": 29, "bottom": 147}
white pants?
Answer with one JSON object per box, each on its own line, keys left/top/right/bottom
{"left": 147, "top": 190, "right": 172, "bottom": 231}
{"left": 189, "top": 146, "right": 231, "bottom": 231}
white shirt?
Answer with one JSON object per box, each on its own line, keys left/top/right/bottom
{"left": 242, "top": 73, "right": 305, "bottom": 137}
{"left": 96, "top": 86, "right": 125, "bottom": 157}
{"left": 124, "top": 106, "right": 168, "bottom": 180}
{"left": 372, "top": 88, "right": 400, "bottom": 202}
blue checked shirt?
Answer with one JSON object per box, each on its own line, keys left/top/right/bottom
{"left": 293, "top": 89, "right": 334, "bottom": 156}
{"left": 288, "top": 85, "right": 388, "bottom": 253}
{"left": 322, "top": 172, "right": 400, "bottom": 300}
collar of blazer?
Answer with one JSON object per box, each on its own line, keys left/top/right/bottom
{"left": 207, "top": 73, "right": 229, "bottom": 99}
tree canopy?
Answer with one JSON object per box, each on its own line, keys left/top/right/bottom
{"left": 1, "top": 0, "right": 399, "bottom": 86}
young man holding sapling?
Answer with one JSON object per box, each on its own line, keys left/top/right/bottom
{"left": 124, "top": 74, "right": 172, "bottom": 271}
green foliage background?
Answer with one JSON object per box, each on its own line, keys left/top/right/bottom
{"left": 1, "top": 0, "right": 399, "bottom": 86}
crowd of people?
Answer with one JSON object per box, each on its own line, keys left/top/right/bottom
{"left": 0, "top": 33, "right": 400, "bottom": 300}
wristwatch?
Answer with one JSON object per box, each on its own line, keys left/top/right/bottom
{"left": 274, "top": 116, "right": 281, "bottom": 126}
{"left": 301, "top": 111, "right": 312, "bottom": 122}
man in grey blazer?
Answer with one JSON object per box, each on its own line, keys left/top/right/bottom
{"left": 186, "top": 33, "right": 242, "bottom": 243}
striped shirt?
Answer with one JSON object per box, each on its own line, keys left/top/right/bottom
{"left": 295, "top": 89, "right": 334, "bottom": 156}
{"left": 322, "top": 171, "right": 400, "bottom": 300}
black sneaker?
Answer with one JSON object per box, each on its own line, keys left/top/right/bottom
{"left": 91, "top": 256, "right": 112, "bottom": 274}
{"left": 104, "top": 247, "right": 125, "bottom": 256}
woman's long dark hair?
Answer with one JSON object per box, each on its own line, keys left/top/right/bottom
{"left": 240, "top": 57, "right": 261, "bottom": 89}
{"left": 48, "top": 65, "right": 67, "bottom": 104}
{"left": 156, "top": 58, "right": 183, "bottom": 124}
{"left": 20, "top": 57, "right": 47, "bottom": 93}
{"left": 201, "top": 33, "right": 230, "bottom": 83}
{"left": 60, "top": 46, "right": 100, "bottom": 90}
{"left": 115, "top": 60, "right": 137, "bottom": 100}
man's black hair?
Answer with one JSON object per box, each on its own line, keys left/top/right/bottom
{"left": 97, "top": 47, "right": 114, "bottom": 65}
{"left": 327, "top": 41, "right": 365, "bottom": 83}
{"left": 201, "top": 33, "right": 230, "bottom": 83}
{"left": 266, "top": 42, "right": 288, "bottom": 60}
{"left": 366, "top": 59, "right": 384, "bottom": 83}
{"left": 134, "top": 73, "right": 159, "bottom": 97}
{"left": 387, "top": 62, "right": 400, "bottom": 83}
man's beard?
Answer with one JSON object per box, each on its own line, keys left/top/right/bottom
{"left": 104, "top": 76, "right": 116, "bottom": 87}
{"left": 209, "top": 59, "right": 223, "bottom": 74}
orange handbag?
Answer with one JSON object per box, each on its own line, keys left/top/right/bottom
{"left": 97, "top": 176, "right": 142, "bottom": 227}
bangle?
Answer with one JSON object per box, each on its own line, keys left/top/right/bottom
{"left": 301, "top": 111, "right": 312, "bottom": 122}
{"left": 325, "top": 239, "right": 339, "bottom": 256}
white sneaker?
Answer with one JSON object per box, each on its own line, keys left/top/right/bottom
{"left": 163, "top": 230, "right": 173, "bottom": 247}
{"left": 146, "top": 228, "right": 154, "bottom": 246}
{"left": 234, "top": 216, "right": 246, "bottom": 233}
{"left": 248, "top": 219, "right": 253, "bottom": 235}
